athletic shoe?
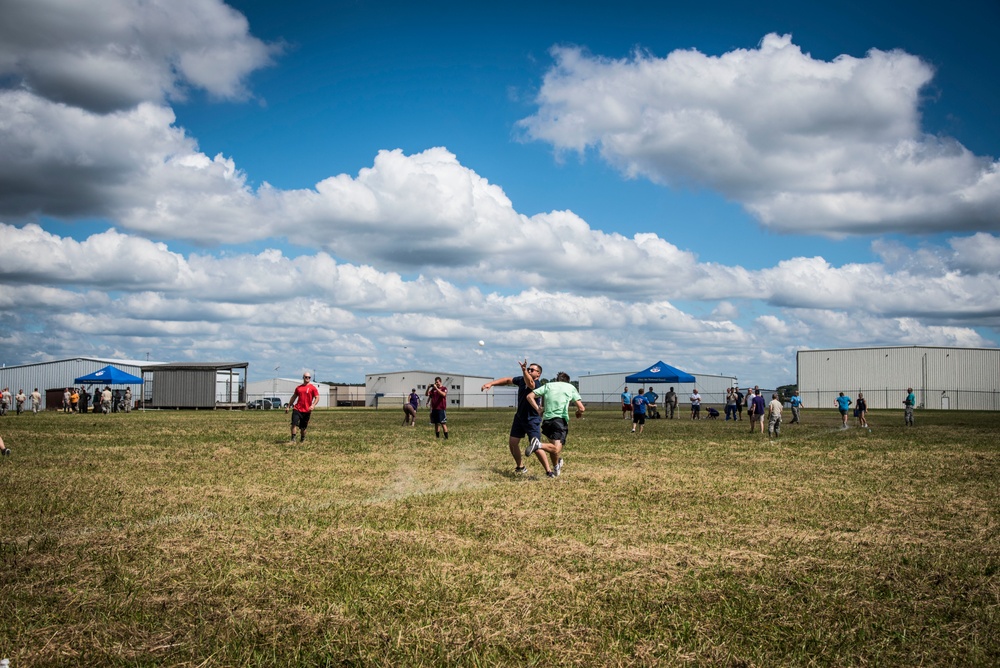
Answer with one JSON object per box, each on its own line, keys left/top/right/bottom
{"left": 524, "top": 438, "right": 541, "bottom": 457}
{"left": 289, "top": 435, "right": 295, "bottom": 442}
{"left": 1, "top": 448, "right": 10, "bottom": 456}
{"left": 514, "top": 466, "right": 527, "bottom": 475}
{"left": 555, "top": 458, "right": 563, "bottom": 476}
{"left": 546, "top": 471, "right": 557, "bottom": 478}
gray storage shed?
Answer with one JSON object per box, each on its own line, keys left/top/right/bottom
{"left": 140, "top": 362, "right": 248, "bottom": 410}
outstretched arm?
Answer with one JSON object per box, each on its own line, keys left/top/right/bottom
{"left": 481, "top": 377, "right": 513, "bottom": 392}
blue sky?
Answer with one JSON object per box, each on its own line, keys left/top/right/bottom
{"left": 2, "top": 0, "right": 999, "bottom": 388}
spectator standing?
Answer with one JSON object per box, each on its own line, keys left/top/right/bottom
{"left": 767, "top": 393, "right": 783, "bottom": 437}
{"left": 70, "top": 388, "right": 80, "bottom": 412}
{"left": 664, "top": 387, "right": 678, "bottom": 419}
{"left": 835, "top": 392, "right": 852, "bottom": 429}
{"left": 101, "top": 386, "right": 113, "bottom": 414}
{"left": 690, "top": 388, "right": 702, "bottom": 419}
{"left": 620, "top": 387, "right": 632, "bottom": 420}
{"left": 644, "top": 386, "right": 659, "bottom": 418}
{"left": 92, "top": 387, "right": 101, "bottom": 413}
{"left": 15, "top": 389, "right": 26, "bottom": 415}
{"left": 426, "top": 377, "right": 449, "bottom": 439}
{"left": 631, "top": 388, "right": 648, "bottom": 435}
{"left": 481, "top": 361, "right": 543, "bottom": 473}
{"left": 0, "top": 388, "right": 10, "bottom": 416}
{"left": 789, "top": 390, "right": 803, "bottom": 423}
{"left": 749, "top": 389, "right": 767, "bottom": 433}
{"left": 286, "top": 373, "right": 320, "bottom": 442}
{"left": 79, "top": 387, "right": 89, "bottom": 414}
{"left": 62, "top": 388, "right": 71, "bottom": 413}
{"left": 903, "top": 388, "right": 916, "bottom": 426}
{"left": 735, "top": 387, "right": 745, "bottom": 421}
{"left": 124, "top": 387, "right": 132, "bottom": 412}
{"left": 725, "top": 388, "right": 737, "bottom": 420}
{"left": 31, "top": 388, "right": 42, "bottom": 414}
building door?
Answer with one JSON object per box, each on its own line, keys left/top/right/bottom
{"left": 941, "top": 395, "right": 950, "bottom": 410}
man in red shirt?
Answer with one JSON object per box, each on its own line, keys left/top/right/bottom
{"left": 286, "top": 372, "right": 320, "bottom": 442}
{"left": 425, "top": 376, "right": 449, "bottom": 439}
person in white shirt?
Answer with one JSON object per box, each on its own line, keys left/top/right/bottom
{"left": 767, "top": 393, "right": 783, "bottom": 437}
{"left": 689, "top": 389, "right": 702, "bottom": 419}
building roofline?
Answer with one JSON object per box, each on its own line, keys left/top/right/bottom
{"left": 0, "top": 356, "right": 166, "bottom": 370}
{"left": 797, "top": 345, "right": 1000, "bottom": 354}
{"left": 365, "top": 370, "right": 491, "bottom": 379}
{"left": 140, "top": 362, "right": 248, "bottom": 371}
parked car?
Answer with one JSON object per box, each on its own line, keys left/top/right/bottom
{"left": 248, "top": 397, "right": 284, "bottom": 410}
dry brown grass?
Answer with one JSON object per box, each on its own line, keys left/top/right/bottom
{"left": 1, "top": 407, "right": 998, "bottom": 666}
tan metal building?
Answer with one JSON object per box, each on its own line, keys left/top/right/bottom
{"left": 797, "top": 346, "right": 1000, "bottom": 411}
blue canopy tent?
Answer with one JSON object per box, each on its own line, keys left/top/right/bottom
{"left": 625, "top": 361, "right": 696, "bottom": 385}
{"left": 74, "top": 365, "right": 144, "bottom": 385}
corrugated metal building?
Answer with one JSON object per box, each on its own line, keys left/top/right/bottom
{"left": 140, "top": 362, "right": 248, "bottom": 409}
{"left": 0, "top": 357, "right": 152, "bottom": 410}
{"left": 365, "top": 370, "right": 497, "bottom": 408}
{"left": 797, "top": 346, "right": 1000, "bottom": 411}
{"left": 579, "top": 369, "right": 738, "bottom": 409}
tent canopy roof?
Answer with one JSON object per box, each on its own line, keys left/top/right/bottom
{"left": 74, "top": 365, "right": 144, "bottom": 385}
{"left": 625, "top": 361, "right": 696, "bottom": 385}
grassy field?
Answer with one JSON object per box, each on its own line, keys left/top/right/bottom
{"left": 1, "top": 407, "right": 998, "bottom": 667}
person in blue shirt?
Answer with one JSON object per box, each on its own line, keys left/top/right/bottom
{"left": 621, "top": 387, "right": 632, "bottom": 420}
{"left": 903, "top": 387, "right": 916, "bottom": 426}
{"left": 631, "top": 387, "right": 649, "bottom": 435}
{"left": 789, "top": 390, "right": 804, "bottom": 424}
{"left": 644, "top": 386, "right": 659, "bottom": 418}
{"left": 835, "top": 392, "right": 852, "bottom": 429}
{"left": 481, "top": 360, "right": 543, "bottom": 475}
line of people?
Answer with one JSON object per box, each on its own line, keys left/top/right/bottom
{"left": 0, "top": 388, "right": 35, "bottom": 416}
{"left": 58, "top": 386, "right": 133, "bottom": 414}
{"left": 620, "top": 386, "right": 684, "bottom": 420}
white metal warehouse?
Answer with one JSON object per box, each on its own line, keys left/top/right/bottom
{"left": 797, "top": 346, "right": 1000, "bottom": 411}
{"left": 365, "top": 370, "right": 499, "bottom": 409}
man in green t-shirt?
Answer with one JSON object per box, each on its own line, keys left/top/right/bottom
{"left": 525, "top": 372, "right": 586, "bottom": 478}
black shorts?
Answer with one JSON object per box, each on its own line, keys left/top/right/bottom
{"left": 430, "top": 409, "right": 447, "bottom": 424}
{"left": 291, "top": 409, "right": 312, "bottom": 430}
{"left": 632, "top": 414, "right": 646, "bottom": 425}
{"left": 541, "top": 417, "right": 569, "bottom": 444}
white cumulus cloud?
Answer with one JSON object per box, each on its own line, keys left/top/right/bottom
{"left": 520, "top": 34, "right": 1000, "bottom": 235}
